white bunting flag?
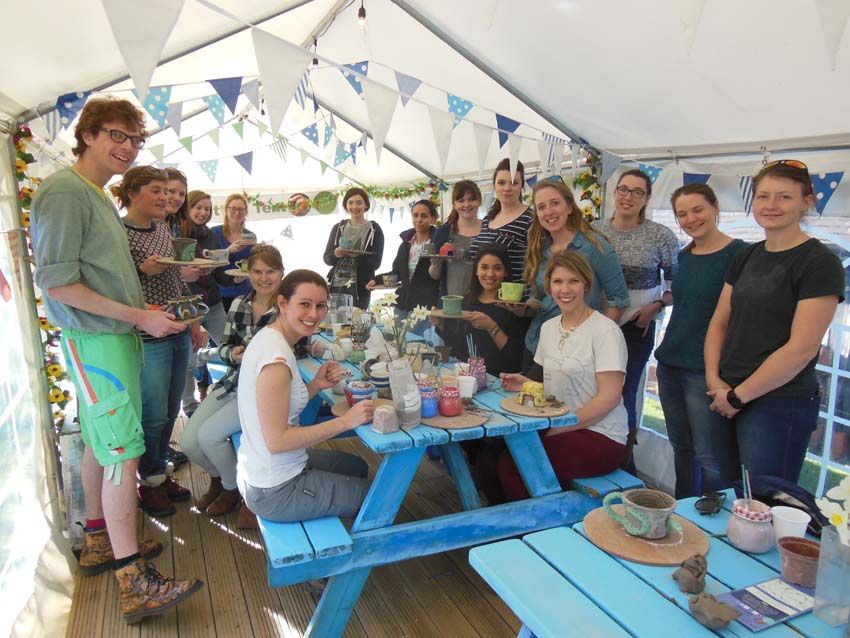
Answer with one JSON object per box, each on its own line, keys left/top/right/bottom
{"left": 363, "top": 79, "right": 398, "bottom": 163}
{"left": 815, "top": 0, "right": 850, "bottom": 70}
{"left": 507, "top": 134, "right": 522, "bottom": 181}
{"left": 251, "top": 28, "right": 312, "bottom": 134}
{"left": 428, "top": 105, "right": 455, "bottom": 173}
{"left": 472, "top": 122, "right": 492, "bottom": 176}
{"left": 166, "top": 102, "right": 182, "bottom": 137}
{"left": 241, "top": 78, "right": 261, "bottom": 111}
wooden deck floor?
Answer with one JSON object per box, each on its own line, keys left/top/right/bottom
{"left": 65, "top": 419, "right": 521, "bottom": 638}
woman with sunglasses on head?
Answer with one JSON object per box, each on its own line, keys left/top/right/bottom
{"left": 237, "top": 270, "right": 374, "bottom": 523}
{"left": 594, "top": 169, "right": 680, "bottom": 453}
{"left": 522, "top": 178, "right": 629, "bottom": 367}
{"left": 429, "top": 180, "right": 482, "bottom": 298}
{"left": 704, "top": 160, "right": 844, "bottom": 483}
{"left": 212, "top": 193, "right": 257, "bottom": 312}
{"left": 182, "top": 244, "right": 284, "bottom": 528}
{"left": 468, "top": 159, "right": 534, "bottom": 284}
{"left": 324, "top": 187, "right": 384, "bottom": 310}
{"left": 654, "top": 184, "right": 747, "bottom": 498}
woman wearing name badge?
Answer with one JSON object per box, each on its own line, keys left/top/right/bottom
{"left": 704, "top": 160, "right": 845, "bottom": 483}
{"left": 429, "top": 180, "right": 482, "bottom": 298}
{"left": 115, "top": 166, "right": 198, "bottom": 516}
{"left": 655, "top": 184, "right": 747, "bottom": 499}
{"left": 496, "top": 251, "right": 630, "bottom": 501}
{"left": 594, "top": 168, "right": 680, "bottom": 453}
{"left": 182, "top": 244, "right": 283, "bottom": 528}
{"left": 324, "top": 187, "right": 384, "bottom": 310}
{"left": 212, "top": 193, "right": 257, "bottom": 312}
{"left": 368, "top": 199, "right": 440, "bottom": 333}
{"left": 236, "top": 270, "right": 375, "bottom": 523}
{"left": 468, "top": 158, "right": 534, "bottom": 284}
{"left": 521, "top": 178, "right": 629, "bottom": 368}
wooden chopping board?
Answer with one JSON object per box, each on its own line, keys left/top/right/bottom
{"left": 499, "top": 395, "right": 570, "bottom": 418}
{"left": 582, "top": 506, "right": 709, "bottom": 565}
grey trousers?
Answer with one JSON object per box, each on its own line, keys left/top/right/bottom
{"left": 180, "top": 385, "right": 240, "bottom": 489}
{"left": 243, "top": 449, "right": 369, "bottom": 522}
{"left": 182, "top": 300, "right": 227, "bottom": 416}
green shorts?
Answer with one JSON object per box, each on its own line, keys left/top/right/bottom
{"left": 61, "top": 330, "right": 144, "bottom": 467}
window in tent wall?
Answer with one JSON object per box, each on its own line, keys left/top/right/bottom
{"left": 641, "top": 210, "right": 850, "bottom": 498}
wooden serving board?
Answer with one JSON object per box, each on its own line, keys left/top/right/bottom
{"left": 224, "top": 268, "right": 250, "bottom": 277}
{"left": 331, "top": 397, "right": 393, "bottom": 418}
{"left": 430, "top": 309, "right": 473, "bottom": 320}
{"left": 177, "top": 314, "right": 206, "bottom": 325}
{"left": 499, "top": 395, "right": 570, "bottom": 418}
{"left": 156, "top": 257, "right": 223, "bottom": 267}
{"left": 582, "top": 506, "right": 709, "bottom": 566}
{"left": 421, "top": 410, "right": 490, "bottom": 428}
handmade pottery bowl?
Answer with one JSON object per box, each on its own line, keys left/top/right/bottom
{"left": 163, "top": 295, "right": 209, "bottom": 321}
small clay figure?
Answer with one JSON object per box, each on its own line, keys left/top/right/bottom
{"left": 688, "top": 593, "right": 740, "bottom": 630}
{"left": 371, "top": 404, "right": 399, "bottom": 434}
{"left": 672, "top": 554, "right": 707, "bottom": 594}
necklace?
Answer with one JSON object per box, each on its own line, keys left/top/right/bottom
{"left": 558, "top": 307, "right": 590, "bottom": 349}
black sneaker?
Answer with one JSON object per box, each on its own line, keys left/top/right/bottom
{"left": 167, "top": 445, "right": 189, "bottom": 467}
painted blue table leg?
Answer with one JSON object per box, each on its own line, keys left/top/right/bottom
{"left": 306, "top": 446, "right": 425, "bottom": 637}
{"left": 518, "top": 626, "right": 537, "bottom": 638}
{"left": 503, "top": 430, "right": 560, "bottom": 497}
{"left": 440, "top": 441, "right": 482, "bottom": 511}
{"left": 298, "top": 394, "right": 324, "bottom": 426}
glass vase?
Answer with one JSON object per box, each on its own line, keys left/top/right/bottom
{"left": 388, "top": 358, "right": 421, "bottom": 430}
{"left": 814, "top": 525, "right": 850, "bottom": 627}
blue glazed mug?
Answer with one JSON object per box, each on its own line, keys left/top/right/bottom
{"left": 603, "top": 488, "right": 681, "bottom": 539}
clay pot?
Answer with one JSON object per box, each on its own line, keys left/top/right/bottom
{"left": 778, "top": 537, "right": 820, "bottom": 588}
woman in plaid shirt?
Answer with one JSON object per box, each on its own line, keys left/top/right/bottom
{"left": 181, "top": 244, "right": 283, "bottom": 527}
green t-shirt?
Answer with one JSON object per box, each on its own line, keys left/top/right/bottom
{"left": 31, "top": 168, "right": 145, "bottom": 334}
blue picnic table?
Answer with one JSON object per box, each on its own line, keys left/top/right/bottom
{"left": 469, "top": 487, "right": 845, "bottom": 638}
{"left": 243, "top": 332, "right": 645, "bottom": 637}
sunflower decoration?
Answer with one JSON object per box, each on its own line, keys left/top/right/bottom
{"left": 39, "top": 316, "right": 57, "bottom": 332}
{"left": 19, "top": 186, "right": 34, "bottom": 209}
{"left": 48, "top": 385, "right": 70, "bottom": 405}
{"left": 46, "top": 362, "right": 65, "bottom": 380}
{"left": 20, "top": 211, "right": 30, "bottom": 228}
{"left": 15, "top": 157, "right": 27, "bottom": 180}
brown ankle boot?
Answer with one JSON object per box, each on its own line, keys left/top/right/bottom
{"left": 115, "top": 558, "right": 203, "bottom": 624}
{"left": 195, "top": 476, "right": 223, "bottom": 511}
{"left": 236, "top": 502, "right": 259, "bottom": 529}
{"left": 204, "top": 488, "right": 240, "bottom": 516}
{"left": 79, "top": 528, "right": 163, "bottom": 576}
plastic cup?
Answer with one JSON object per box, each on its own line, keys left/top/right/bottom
{"left": 458, "top": 375, "right": 477, "bottom": 398}
{"left": 771, "top": 506, "right": 811, "bottom": 542}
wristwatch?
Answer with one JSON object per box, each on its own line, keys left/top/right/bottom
{"left": 488, "top": 325, "right": 501, "bottom": 337}
{"left": 726, "top": 388, "right": 745, "bottom": 410}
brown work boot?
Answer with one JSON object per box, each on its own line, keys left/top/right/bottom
{"left": 205, "top": 488, "right": 240, "bottom": 516}
{"left": 79, "top": 528, "right": 164, "bottom": 576}
{"left": 116, "top": 558, "right": 203, "bottom": 624}
{"left": 195, "top": 476, "right": 223, "bottom": 511}
{"left": 236, "top": 502, "right": 259, "bottom": 530}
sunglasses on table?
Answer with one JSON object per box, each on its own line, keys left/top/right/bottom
{"left": 100, "top": 127, "right": 146, "bottom": 149}
{"left": 762, "top": 159, "right": 808, "bottom": 172}
{"left": 694, "top": 491, "right": 726, "bottom": 516}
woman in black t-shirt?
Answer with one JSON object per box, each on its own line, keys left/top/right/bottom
{"left": 704, "top": 160, "right": 845, "bottom": 483}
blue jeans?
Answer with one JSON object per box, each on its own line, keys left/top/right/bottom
{"left": 734, "top": 391, "right": 819, "bottom": 483}
{"left": 621, "top": 320, "right": 656, "bottom": 433}
{"left": 656, "top": 363, "right": 738, "bottom": 498}
{"left": 140, "top": 332, "right": 191, "bottom": 477}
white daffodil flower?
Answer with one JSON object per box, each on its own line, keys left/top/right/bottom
{"left": 409, "top": 305, "right": 430, "bottom": 323}
{"left": 826, "top": 476, "right": 850, "bottom": 504}
{"left": 817, "top": 497, "right": 850, "bottom": 545}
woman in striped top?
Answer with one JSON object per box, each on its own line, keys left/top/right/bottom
{"left": 469, "top": 158, "right": 534, "bottom": 283}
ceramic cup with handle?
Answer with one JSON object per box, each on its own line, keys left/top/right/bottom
{"left": 202, "top": 248, "right": 228, "bottom": 263}
{"left": 498, "top": 282, "right": 527, "bottom": 302}
{"left": 603, "top": 488, "right": 681, "bottom": 539}
{"left": 171, "top": 238, "right": 197, "bottom": 262}
{"left": 441, "top": 295, "right": 463, "bottom": 317}
{"left": 235, "top": 259, "right": 249, "bottom": 272}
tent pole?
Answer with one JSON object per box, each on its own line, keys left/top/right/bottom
{"left": 389, "top": 0, "right": 589, "bottom": 147}
{"left": 17, "top": 0, "right": 319, "bottom": 124}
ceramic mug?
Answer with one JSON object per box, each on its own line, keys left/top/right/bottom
{"left": 421, "top": 243, "right": 437, "bottom": 256}
{"left": 442, "top": 295, "right": 463, "bottom": 317}
{"left": 339, "top": 237, "right": 354, "bottom": 250}
{"left": 382, "top": 274, "right": 397, "bottom": 287}
{"left": 344, "top": 380, "right": 375, "bottom": 407}
{"left": 235, "top": 259, "right": 249, "bottom": 272}
{"left": 603, "top": 488, "right": 681, "bottom": 539}
{"left": 241, "top": 232, "right": 257, "bottom": 245}
{"left": 171, "top": 238, "right": 197, "bottom": 262}
{"left": 202, "top": 248, "right": 228, "bottom": 262}
{"left": 498, "top": 282, "right": 527, "bottom": 302}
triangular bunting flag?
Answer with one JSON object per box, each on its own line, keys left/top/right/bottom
{"left": 600, "top": 150, "right": 622, "bottom": 184}
{"left": 638, "top": 163, "right": 662, "bottom": 184}
{"left": 472, "top": 122, "right": 492, "bottom": 175}
{"left": 359, "top": 130, "right": 368, "bottom": 152}
{"left": 814, "top": 0, "right": 850, "bottom": 70}
{"left": 101, "top": 0, "right": 183, "bottom": 103}
{"left": 56, "top": 91, "right": 90, "bottom": 128}
{"left": 447, "top": 94, "right": 474, "bottom": 127}
{"left": 539, "top": 133, "right": 565, "bottom": 177}
{"left": 527, "top": 175, "right": 539, "bottom": 188}
{"left": 271, "top": 139, "right": 287, "bottom": 161}
{"left": 166, "top": 101, "right": 182, "bottom": 136}
{"left": 42, "top": 111, "right": 61, "bottom": 142}
{"left": 394, "top": 71, "right": 422, "bottom": 107}
{"left": 569, "top": 142, "right": 581, "bottom": 174}
{"left": 208, "top": 76, "right": 243, "bottom": 115}
{"left": 537, "top": 138, "right": 551, "bottom": 177}
{"left": 428, "top": 105, "right": 455, "bottom": 173}
{"left": 208, "top": 127, "right": 220, "bottom": 147}
{"left": 683, "top": 172, "right": 711, "bottom": 185}
{"left": 256, "top": 121, "right": 268, "bottom": 138}
{"left": 200, "top": 159, "right": 218, "bottom": 182}
{"left": 232, "top": 121, "right": 244, "bottom": 139}
{"left": 299, "top": 149, "right": 309, "bottom": 166}
{"left": 241, "top": 78, "right": 261, "bottom": 111}
{"left": 388, "top": 207, "right": 394, "bottom": 222}
{"left": 363, "top": 79, "right": 398, "bottom": 163}
{"left": 349, "top": 142, "right": 358, "bottom": 164}
{"left": 340, "top": 61, "right": 369, "bottom": 96}
{"left": 495, "top": 114, "right": 521, "bottom": 148}
{"left": 334, "top": 142, "right": 350, "bottom": 167}
{"left": 507, "top": 134, "right": 522, "bottom": 181}
{"left": 679, "top": 0, "right": 707, "bottom": 53}
{"left": 203, "top": 95, "right": 227, "bottom": 125}
{"left": 294, "top": 73, "right": 309, "bottom": 110}
{"left": 738, "top": 175, "right": 754, "bottom": 215}
{"left": 251, "top": 28, "right": 312, "bottom": 135}
{"left": 234, "top": 151, "right": 253, "bottom": 175}
{"left": 135, "top": 85, "right": 171, "bottom": 128}
{"left": 811, "top": 171, "right": 844, "bottom": 215}
{"left": 323, "top": 115, "right": 335, "bottom": 147}
{"left": 280, "top": 225, "right": 293, "bottom": 239}
{"left": 320, "top": 161, "right": 329, "bottom": 175}
{"left": 147, "top": 144, "right": 165, "bottom": 163}
{"left": 301, "top": 123, "right": 319, "bottom": 145}
{"left": 179, "top": 136, "right": 193, "bottom": 153}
